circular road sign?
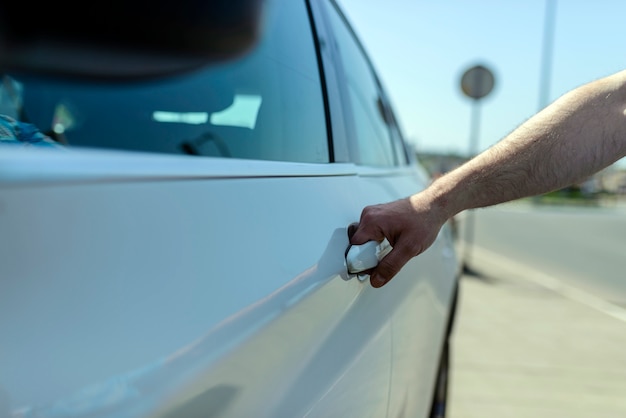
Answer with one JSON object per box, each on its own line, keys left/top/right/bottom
{"left": 461, "top": 65, "right": 495, "bottom": 100}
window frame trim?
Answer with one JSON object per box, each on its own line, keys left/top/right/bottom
{"left": 315, "top": 0, "right": 410, "bottom": 167}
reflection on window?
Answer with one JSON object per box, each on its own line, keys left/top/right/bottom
{"left": 210, "top": 94, "right": 263, "bottom": 129}
{"left": 52, "top": 103, "right": 77, "bottom": 134}
{"left": 0, "top": 76, "right": 23, "bottom": 119}
{"left": 326, "top": 4, "right": 396, "bottom": 167}
{"left": 152, "top": 111, "right": 209, "bottom": 125}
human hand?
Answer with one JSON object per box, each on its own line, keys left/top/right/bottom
{"left": 348, "top": 193, "right": 449, "bottom": 288}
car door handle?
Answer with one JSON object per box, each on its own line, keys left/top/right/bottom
{"left": 345, "top": 238, "right": 392, "bottom": 275}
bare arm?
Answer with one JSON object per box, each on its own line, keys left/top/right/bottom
{"left": 438, "top": 69, "right": 626, "bottom": 214}
{"left": 350, "top": 69, "right": 626, "bottom": 288}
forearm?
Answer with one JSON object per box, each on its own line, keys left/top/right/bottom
{"left": 426, "top": 69, "right": 626, "bottom": 218}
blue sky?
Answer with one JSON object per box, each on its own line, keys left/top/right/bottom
{"left": 335, "top": 0, "right": 626, "bottom": 168}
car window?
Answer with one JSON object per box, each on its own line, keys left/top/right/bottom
{"left": 387, "top": 105, "right": 410, "bottom": 166}
{"left": 324, "top": 1, "right": 397, "bottom": 167}
{"left": 3, "top": 0, "right": 329, "bottom": 163}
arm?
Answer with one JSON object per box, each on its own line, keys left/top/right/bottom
{"left": 350, "top": 69, "right": 626, "bottom": 288}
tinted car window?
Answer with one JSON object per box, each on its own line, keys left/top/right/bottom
{"left": 324, "top": 1, "right": 396, "bottom": 167}
{"left": 4, "top": 0, "right": 329, "bottom": 163}
{"left": 387, "top": 105, "right": 410, "bottom": 166}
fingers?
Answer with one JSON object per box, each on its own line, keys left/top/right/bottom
{"left": 348, "top": 221, "right": 372, "bottom": 245}
{"left": 368, "top": 246, "right": 413, "bottom": 288}
{"left": 349, "top": 208, "right": 385, "bottom": 245}
{"left": 347, "top": 222, "right": 359, "bottom": 242}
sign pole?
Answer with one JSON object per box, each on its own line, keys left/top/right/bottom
{"left": 459, "top": 64, "right": 495, "bottom": 273}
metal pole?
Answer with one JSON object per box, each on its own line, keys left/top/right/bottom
{"left": 463, "top": 99, "right": 481, "bottom": 271}
{"left": 468, "top": 99, "right": 481, "bottom": 157}
{"left": 538, "top": 0, "right": 557, "bottom": 110}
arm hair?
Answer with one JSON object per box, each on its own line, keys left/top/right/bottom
{"left": 427, "top": 69, "right": 626, "bottom": 217}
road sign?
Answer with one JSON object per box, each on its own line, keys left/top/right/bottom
{"left": 461, "top": 65, "right": 495, "bottom": 100}
{"left": 459, "top": 64, "right": 495, "bottom": 269}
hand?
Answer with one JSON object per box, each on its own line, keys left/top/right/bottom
{"left": 348, "top": 193, "right": 449, "bottom": 288}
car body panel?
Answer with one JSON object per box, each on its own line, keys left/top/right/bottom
{"left": 0, "top": 148, "right": 456, "bottom": 417}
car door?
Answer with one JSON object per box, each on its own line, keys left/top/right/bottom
{"left": 0, "top": 0, "right": 396, "bottom": 417}
{"left": 316, "top": 1, "right": 460, "bottom": 416}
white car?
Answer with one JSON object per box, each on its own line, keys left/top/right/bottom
{"left": 0, "top": 0, "right": 460, "bottom": 417}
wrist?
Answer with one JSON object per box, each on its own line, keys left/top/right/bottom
{"left": 410, "top": 181, "right": 458, "bottom": 226}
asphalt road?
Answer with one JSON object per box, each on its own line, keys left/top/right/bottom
{"left": 462, "top": 199, "right": 626, "bottom": 305}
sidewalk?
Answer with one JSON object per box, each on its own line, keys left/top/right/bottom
{"left": 448, "top": 246, "right": 626, "bottom": 418}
